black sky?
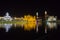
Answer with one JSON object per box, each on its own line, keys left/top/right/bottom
{"left": 0, "top": 0, "right": 60, "bottom": 18}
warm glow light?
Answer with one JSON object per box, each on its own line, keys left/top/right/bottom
{"left": 0, "top": 15, "right": 41, "bottom": 31}
{"left": 13, "top": 15, "right": 37, "bottom": 31}
{"left": 16, "top": 15, "right": 42, "bottom": 31}
{"left": 23, "top": 15, "right": 36, "bottom": 31}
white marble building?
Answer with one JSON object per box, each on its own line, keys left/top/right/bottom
{"left": 3, "top": 12, "right": 13, "bottom": 21}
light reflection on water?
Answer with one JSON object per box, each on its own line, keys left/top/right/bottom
{"left": 45, "top": 22, "right": 57, "bottom": 33}
{"left": 3, "top": 24, "right": 12, "bottom": 32}
{"left": 0, "top": 24, "right": 12, "bottom": 32}
{"left": 46, "top": 22, "right": 57, "bottom": 29}
{"left": 0, "top": 24, "right": 36, "bottom": 32}
{"left": 0, "top": 22, "right": 57, "bottom": 32}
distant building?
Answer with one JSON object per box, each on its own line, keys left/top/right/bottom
{"left": 2, "top": 12, "right": 13, "bottom": 21}
{"left": 45, "top": 11, "right": 48, "bottom": 20}
{"left": 47, "top": 16, "right": 57, "bottom": 22}
{"left": 44, "top": 11, "right": 57, "bottom": 22}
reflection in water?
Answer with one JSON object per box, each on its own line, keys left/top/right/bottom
{"left": 0, "top": 21, "right": 41, "bottom": 32}
{"left": 47, "top": 22, "right": 57, "bottom": 29}
{"left": 44, "top": 22, "right": 57, "bottom": 33}
{"left": 0, "top": 21, "right": 57, "bottom": 32}
{"left": 3, "top": 24, "right": 12, "bottom": 32}
{"left": 0, "top": 15, "right": 42, "bottom": 32}
{"left": 45, "top": 27, "right": 47, "bottom": 34}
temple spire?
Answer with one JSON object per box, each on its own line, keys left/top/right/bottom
{"left": 6, "top": 12, "right": 9, "bottom": 16}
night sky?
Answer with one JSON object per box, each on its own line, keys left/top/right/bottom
{"left": 0, "top": 0, "right": 60, "bottom": 40}
{"left": 0, "top": 0, "right": 60, "bottom": 17}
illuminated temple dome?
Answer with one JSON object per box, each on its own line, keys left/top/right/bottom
{"left": 3, "top": 12, "right": 13, "bottom": 21}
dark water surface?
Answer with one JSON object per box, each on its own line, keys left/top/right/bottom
{"left": 0, "top": 25, "right": 60, "bottom": 40}
{"left": 47, "top": 25, "right": 60, "bottom": 40}
{"left": 0, "top": 26, "right": 46, "bottom": 40}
